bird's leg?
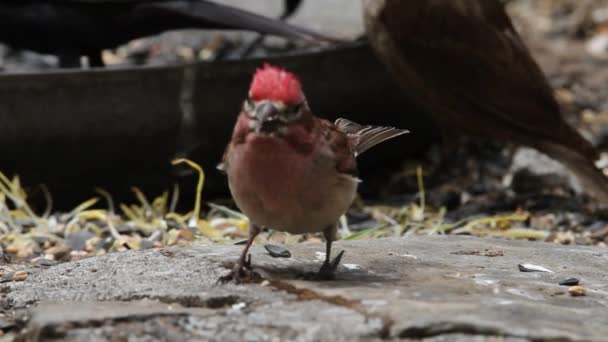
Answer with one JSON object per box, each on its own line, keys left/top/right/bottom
{"left": 318, "top": 225, "right": 344, "bottom": 279}
{"left": 218, "top": 224, "right": 261, "bottom": 284}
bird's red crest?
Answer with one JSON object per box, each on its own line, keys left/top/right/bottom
{"left": 249, "top": 64, "right": 303, "bottom": 105}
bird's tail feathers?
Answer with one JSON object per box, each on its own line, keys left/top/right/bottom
{"left": 539, "top": 142, "right": 608, "bottom": 206}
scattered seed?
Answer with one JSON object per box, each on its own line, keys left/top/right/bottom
{"left": 483, "top": 250, "right": 505, "bottom": 257}
{"left": 177, "top": 229, "right": 195, "bottom": 241}
{"left": 518, "top": 263, "right": 554, "bottom": 273}
{"left": 452, "top": 249, "right": 504, "bottom": 257}
{"left": 231, "top": 302, "right": 247, "bottom": 311}
{"left": 30, "top": 258, "right": 60, "bottom": 268}
{"left": 568, "top": 286, "right": 586, "bottom": 297}
{"left": 343, "top": 263, "right": 361, "bottom": 270}
{"left": 264, "top": 244, "right": 291, "bottom": 258}
{"left": 13, "top": 270, "right": 27, "bottom": 281}
{"left": 159, "top": 249, "right": 174, "bottom": 257}
{"left": 559, "top": 278, "right": 580, "bottom": 286}
{"left": 400, "top": 253, "right": 419, "bottom": 259}
{"left": 452, "top": 250, "right": 481, "bottom": 255}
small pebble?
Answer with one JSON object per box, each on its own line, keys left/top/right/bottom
{"left": 559, "top": 278, "right": 580, "bottom": 286}
{"left": 264, "top": 244, "right": 291, "bottom": 258}
{"left": 46, "top": 245, "right": 72, "bottom": 261}
{"left": 140, "top": 240, "right": 156, "bottom": 250}
{"left": 568, "top": 286, "right": 586, "bottom": 297}
{"left": 147, "top": 230, "right": 163, "bottom": 243}
{"left": 66, "top": 231, "right": 95, "bottom": 251}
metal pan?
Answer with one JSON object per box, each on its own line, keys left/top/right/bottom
{"left": 0, "top": 42, "right": 435, "bottom": 208}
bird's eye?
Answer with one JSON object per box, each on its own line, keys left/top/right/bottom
{"left": 283, "top": 102, "right": 303, "bottom": 121}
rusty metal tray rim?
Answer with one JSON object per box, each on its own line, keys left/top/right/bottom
{"left": 0, "top": 41, "right": 363, "bottom": 80}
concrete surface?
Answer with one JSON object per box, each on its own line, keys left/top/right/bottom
{"left": 1, "top": 236, "right": 607, "bottom": 341}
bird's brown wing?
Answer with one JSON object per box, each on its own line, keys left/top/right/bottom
{"left": 372, "top": 0, "right": 596, "bottom": 159}
{"left": 334, "top": 118, "right": 409, "bottom": 157}
{"left": 317, "top": 119, "right": 359, "bottom": 177}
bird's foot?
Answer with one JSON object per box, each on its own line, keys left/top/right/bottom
{"left": 217, "top": 254, "right": 262, "bottom": 285}
{"left": 316, "top": 250, "right": 345, "bottom": 280}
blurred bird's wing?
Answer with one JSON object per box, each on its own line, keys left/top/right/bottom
{"left": 368, "top": 0, "right": 596, "bottom": 159}
{"left": 281, "top": 0, "right": 303, "bottom": 20}
{"left": 61, "top": 0, "right": 154, "bottom": 2}
{"left": 334, "top": 118, "right": 408, "bottom": 157}
{"left": 136, "top": 0, "right": 340, "bottom": 43}
{"left": 65, "top": 0, "right": 303, "bottom": 21}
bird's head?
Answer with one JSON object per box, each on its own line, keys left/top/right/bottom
{"left": 243, "top": 64, "right": 309, "bottom": 136}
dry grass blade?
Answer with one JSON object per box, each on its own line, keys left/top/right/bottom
{"left": 208, "top": 203, "right": 248, "bottom": 220}
{"left": 39, "top": 184, "right": 53, "bottom": 218}
{"left": 96, "top": 188, "right": 115, "bottom": 214}
{"left": 169, "top": 183, "right": 180, "bottom": 213}
{"left": 66, "top": 197, "right": 99, "bottom": 221}
{"left": 120, "top": 204, "right": 138, "bottom": 221}
{"left": 0, "top": 170, "right": 38, "bottom": 219}
{"left": 454, "top": 213, "right": 529, "bottom": 234}
{"left": 131, "top": 187, "right": 154, "bottom": 217}
{"left": 343, "top": 225, "right": 386, "bottom": 240}
{"left": 171, "top": 158, "right": 205, "bottom": 224}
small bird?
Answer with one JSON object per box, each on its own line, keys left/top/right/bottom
{"left": 363, "top": 0, "right": 608, "bottom": 204}
{"left": 219, "top": 64, "right": 408, "bottom": 282}
{"left": 0, "top": 0, "right": 331, "bottom": 67}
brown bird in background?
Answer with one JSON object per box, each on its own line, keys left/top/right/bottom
{"left": 363, "top": 0, "right": 608, "bottom": 204}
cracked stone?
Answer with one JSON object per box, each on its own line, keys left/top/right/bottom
{"left": 1, "top": 236, "right": 606, "bottom": 341}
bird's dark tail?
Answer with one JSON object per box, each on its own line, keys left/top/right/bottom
{"left": 539, "top": 142, "right": 608, "bottom": 206}
{"left": 137, "top": 1, "right": 343, "bottom": 44}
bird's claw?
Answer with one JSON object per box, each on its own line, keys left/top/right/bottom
{"left": 317, "top": 250, "right": 345, "bottom": 280}
{"left": 243, "top": 253, "right": 252, "bottom": 269}
{"left": 216, "top": 254, "right": 261, "bottom": 285}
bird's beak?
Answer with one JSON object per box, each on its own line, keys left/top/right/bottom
{"left": 253, "top": 101, "right": 284, "bottom": 134}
